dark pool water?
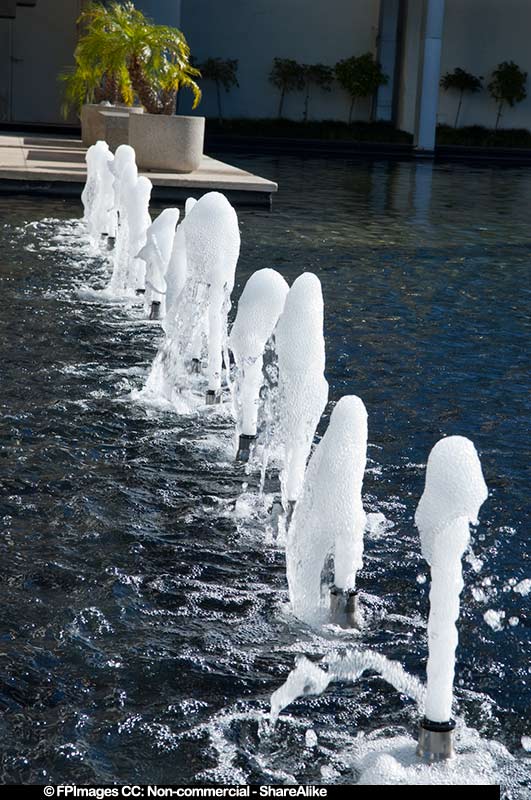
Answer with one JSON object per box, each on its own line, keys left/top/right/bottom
{"left": 0, "top": 156, "right": 529, "bottom": 789}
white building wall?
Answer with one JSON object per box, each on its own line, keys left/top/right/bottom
{"left": 180, "top": 0, "right": 380, "bottom": 121}
{"left": 438, "top": 0, "right": 531, "bottom": 130}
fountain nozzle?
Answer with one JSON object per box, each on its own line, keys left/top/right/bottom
{"left": 236, "top": 433, "right": 256, "bottom": 462}
{"left": 329, "top": 585, "right": 360, "bottom": 629}
{"left": 190, "top": 358, "right": 201, "bottom": 374}
{"left": 136, "top": 288, "right": 145, "bottom": 296}
{"left": 106, "top": 235, "right": 115, "bottom": 251}
{"left": 416, "top": 718, "right": 456, "bottom": 763}
{"left": 205, "top": 389, "right": 220, "bottom": 406}
{"left": 149, "top": 301, "right": 161, "bottom": 320}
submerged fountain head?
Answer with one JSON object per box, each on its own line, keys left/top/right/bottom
{"left": 149, "top": 301, "right": 161, "bottom": 320}
{"left": 329, "top": 585, "right": 360, "bottom": 630}
{"left": 205, "top": 389, "right": 221, "bottom": 406}
{"left": 236, "top": 433, "right": 257, "bottom": 463}
{"left": 415, "top": 435, "right": 488, "bottom": 761}
{"left": 416, "top": 718, "right": 456, "bottom": 763}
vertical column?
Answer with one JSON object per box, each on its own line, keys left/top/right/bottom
{"left": 414, "top": 0, "right": 445, "bottom": 153}
{"left": 375, "top": 0, "right": 401, "bottom": 122}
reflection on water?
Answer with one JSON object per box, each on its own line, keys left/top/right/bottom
{"left": 0, "top": 157, "right": 529, "bottom": 788}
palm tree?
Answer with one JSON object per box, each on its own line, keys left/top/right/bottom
{"left": 61, "top": 1, "right": 201, "bottom": 116}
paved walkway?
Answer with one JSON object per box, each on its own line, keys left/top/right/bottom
{"left": 0, "top": 134, "right": 277, "bottom": 207}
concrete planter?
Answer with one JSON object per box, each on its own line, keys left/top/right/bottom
{"left": 81, "top": 104, "right": 143, "bottom": 148}
{"left": 129, "top": 114, "right": 205, "bottom": 173}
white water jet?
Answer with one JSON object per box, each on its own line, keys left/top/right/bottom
{"left": 108, "top": 171, "right": 152, "bottom": 298}
{"left": 274, "top": 272, "right": 328, "bottom": 508}
{"left": 415, "top": 435, "right": 488, "bottom": 726}
{"left": 184, "top": 191, "right": 240, "bottom": 397}
{"left": 140, "top": 191, "right": 239, "bottom": 407}
{"left": 229, "top": 269, "right": 289, "bottom": 449}
{"left": 163, "top": 198, "right": 197, "bottom": 329}
{"left": 81, "top": 141, "right": 115, "bottom": 243}
{"left": 270, "top": 650, "right": 425, "bottom": 726}
{"left": 286, "top": 395, "right": 367, "bottom": 625}
{"left": 138, "top": 208, "right": 180, "bottom": 318}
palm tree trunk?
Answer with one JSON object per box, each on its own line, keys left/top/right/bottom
{"left": 495, "top": 101, "right": 503, "bottom": 130}
{"left": 455, "top": 90, "right": 463, "bottom": 128}
{"left": 303, "top": 84, "right": 310, "bottom": 122}
{"left": 160, "top": 88, "right": 177, "bottom": 115}
{"left": 216, "top": 80, "right": 223, "bottom": 123}
{"left": 348, "top": 96, "right": 355, "bottom": 125}
{"left": 128, "top": 55, "right": 161, "bottom": 114}
{"left": 278, "top": 88, "right": 285, "bottom": 119}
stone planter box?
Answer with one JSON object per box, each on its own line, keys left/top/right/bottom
{"left": 129, "top": 114, "right": 205, "bottom": 173}
{"left": 80, "top": 104, "right": 143, "bottom": 149}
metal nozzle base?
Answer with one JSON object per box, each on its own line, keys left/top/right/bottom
{"left": 136, "top": 288, "right": 145, "bottom": 296}
{"left": 190, "top": 358, "right": 201, "bottom": 374}
{"left": 416, "top": 718, "right": 456, "bottom": 763}
{"left": 236, "top": 433, "right": 257, "bottom": 462}
{"left": 205, "top": 389, "right": 221, "bottom": 406}
{"left": 106, "top": 235, "right": 115, "bottom": 251}
{"left": 285, "top": 499, "right": 296, "bottom": 528}
{"left": 149, "top": 301, "right": 161, "bottom": 320}
{"left": 329, "top": 585, "right": 360, "bottom": 629}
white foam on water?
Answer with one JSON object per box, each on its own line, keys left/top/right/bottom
{"left": 514, "top": 579, "right": 531, "bottom": 596}
{"left": 483, "top": 609, "right": 505, "bottom": 631}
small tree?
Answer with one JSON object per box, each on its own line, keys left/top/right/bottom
{"left": 199, "top": 57, "right": 238, "bottom": 122}
{"left": 269, "top": 57, "right": 305, "bottom": 118}
{"left": 488, "top": 61, "right": 527, "bottom": 129}
{"left": 301, "top": 63, "right": 334, "bottom": 121}
{"left": 335, "top": 52, "right": 388, "bottom": 124}
{"left": 440, "top": 67, "right": 482, "bottom": 127}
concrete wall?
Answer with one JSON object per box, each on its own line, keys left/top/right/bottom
{"left": 439, "top": 0, "right": 531, "bottom": 130}
{"left": 9, "top": 0, "right": 81, "bottom": 123}
{"left": 180, "top": 0, "right": 380, "bottom": 121}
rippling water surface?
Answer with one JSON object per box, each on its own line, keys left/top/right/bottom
{"left": 0, "top": 156, "right": 529, "bottom": 790}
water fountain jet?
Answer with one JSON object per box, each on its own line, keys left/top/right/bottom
{"left": 137, "top": 207, "right": 180, "bottom": 318}
{"left": 228, "top": 268, "right": 289, "bottom": 462}
{"left": 415, "top": 435, "right": 488, "bottom": 762}
{"left": 274, "top": 272, "right": 328, "bottom": 521}
{"left": 286, "top": 395, "right": 367, "bottom": 626}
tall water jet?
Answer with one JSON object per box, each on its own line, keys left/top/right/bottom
{"left": 140, "top": 191, "right": 239, "bottom": 408}
{"left": 163, "top": 198, "right": 197, "bottom": 326}
{"left": 138, "top": 208, "right": 180, "bottom": 319}
{"left": 229, "top": 269, "right": 289, "bottom": 461}
{"left": 274, "top": 272, "right": 328, "bottom": 517}
{"left": 108, "top": 171, "right": 153, "bottom": 298}
{"left": 415, "top": 436, "right": 488, "bottom": 763}
{"left": 184, "top": 192, "right": 240, "bottom": 404}
{"left": 81, "top": 141, "right": 115, "bottom": 244}
{"left": 286, "top": 395, "right": 367, "bottom": 626}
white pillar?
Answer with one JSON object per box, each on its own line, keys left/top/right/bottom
{"left": 375, "top": 0, "right": 401, "bottom": 122}
{"left": 414, "top": 0, "right": 445, "bottom": 152}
